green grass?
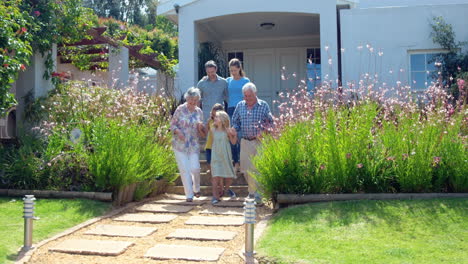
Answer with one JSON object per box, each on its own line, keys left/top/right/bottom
{"left": 257, "top": 198, "right": 468, "bottom": 264}
{"left": 0, "top": 197, "right": 111, "bottom": 264}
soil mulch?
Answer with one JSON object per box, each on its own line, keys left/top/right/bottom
{"left": 26, "top": 194, "right": 272, "bottom": 264}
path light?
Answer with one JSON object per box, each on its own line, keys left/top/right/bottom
{"left": 23, "top": 195, "right": 39, "bottom": 250}
{"left": 260, "top": 22, "right": 275, "bottom": 30}
{"left": 244, "top": 197, "right": 256, "bottom": 259}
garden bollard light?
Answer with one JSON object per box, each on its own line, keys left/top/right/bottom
{"left": 244, "top": 197, "right": 256, "bottom": 259}
{"left": 23, "top": 195, "right": 39, "bottom": 250}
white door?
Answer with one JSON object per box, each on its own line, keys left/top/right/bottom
{"left": 244, "top": 48, "right": 306, "bottom": 115}
{"left": 244, "top": 49, "right": 276, "bottom": 109}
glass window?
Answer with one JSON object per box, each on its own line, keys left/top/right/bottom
{"left": 410, "top": 52, "right": 442, "bottom": 90}
{"left": 306, "top": 48, "right": 321, "bottom": 90}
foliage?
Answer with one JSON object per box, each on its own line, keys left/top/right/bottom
{"left": 256, "top": 199, "right": 468, "bottom": 264}
{"left": 0, "top": 197, "right": 110, "bottom": 264}
{"left": 82, "top": 0, "right": 178, "bottom": 36}
{"left": 0, "top": 81, "right": 177, "bottom": 193}
{"left": 430, "top": 16, "right": 468, "bottom": 100}
{"left": 254, "top": 80, "right": 468, "bottom": 198}
{"left": 0, "top": 0, "right": 96, "bottom": 115}
{"left": 198, "top": 42, "right": 228, "bottom": 80}
{"left": 86, "top": 118, "right": 177, "bottom": 192}
{"left": 0, "top": 0, "right": 33, "bottom": 114}
{"left": 59, "top": 17, "right": 178, "bottom": 75}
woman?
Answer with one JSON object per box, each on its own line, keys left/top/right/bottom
{"left": 170, "top": 87, "right": 205, "bottom": 202}
{"left": 226, "top": 58, "right": 250, "bottom": 171}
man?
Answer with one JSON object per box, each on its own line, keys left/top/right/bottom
{"left": 229, "top": 82, "right": 273, "bottom": 204}
{"left": 196, "top": 60, "right": 228, "bottom": 122}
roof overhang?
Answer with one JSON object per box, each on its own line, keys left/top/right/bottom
{"left": 337, "top": 0, "right": 359, "bottom": 8}
{"left": 157, "top": 0, "right": 200, "bottom": 23}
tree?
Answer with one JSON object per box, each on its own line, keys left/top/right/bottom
{"left": 430, "top": 16, "right": 468, "bottom": 99}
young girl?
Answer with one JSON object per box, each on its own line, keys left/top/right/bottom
{"left": 210, "top": 111, "right": 238, "bottom": 204}
{"left": 205, "top": 104, "right": 225, "bottom": 171}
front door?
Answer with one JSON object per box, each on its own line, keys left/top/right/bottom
{"left": 244, "top": 48, "right": 307, "bottom": 115}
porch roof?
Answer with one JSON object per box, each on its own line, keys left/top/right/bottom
{"left": 157, "top": 0, "right": 360, "bottom": 23}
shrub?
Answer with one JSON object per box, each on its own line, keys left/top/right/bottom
{"left": 254, "top": 80, "right": 468, "bottom": 198}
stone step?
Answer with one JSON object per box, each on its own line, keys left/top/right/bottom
{"left": 145, "top": 244, "right": 225, "bottom": 261}
{"left": 113, "top": 213, "right": 178, "bottom": 224}
{"left": 166, "top": 228, "right": 237, "bottom": 241}
{"left": 136, "top": 204, "right": 195, "bottom": 213}
{"left": 185, "top": 216, "right": 244, "bottom": 226}
{"left": 152, "top": 199, "right": 206, "bottom": 206}
{"left": 84, "top": 224, "right": 157, "bottom": 237}
{"left": 166, "top": 185, "right": 249, "bottom": 197}
{"left": 200, "top": 207, "right": 244, "bottom": 216}
{"left": 174, "top": 171, "right": 247, "bottom": 186}
{"left": 49, "top": 239, "right": 134, "bottom": 256}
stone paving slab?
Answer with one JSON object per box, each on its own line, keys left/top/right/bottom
{"left": 136, "top": 204, "right": 194, "bottom": 213}
{"left": 162, "top": 194, "right": 211, "bottom": 201}
{"left": 84, "top": 224, "right": 157, "bottom": 237}
{"left": 214, "top": 201, "right": 245, "bottom": 207}
{"left": 145, "top": 244, "right": 225, "bottom": 261}
{"left": 153, "top": 199, "right": 206, "bottom": 206}
{"left": 185, "top": 216, "right": 244, "bottom": 226}
{"left": 49, "top": 239, "right": 133, "bottom": 256}
{"left": 185, "top": 216, "right": 245, "bottom": 226}
{"left": 200, "top": 207, "right": 244, "bottom": 216}
{"left": 167, "top": 228, "right": 237, "bottom": 241}
{"left": 113, "top": 213, "right": 178, "bottom": 223}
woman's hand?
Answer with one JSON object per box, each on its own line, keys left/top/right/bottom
{"left": 197, "top": 122, "right": 206, "bottom": 138}
{"left": 175, "top": 129, "right": 185, "bottom": 141}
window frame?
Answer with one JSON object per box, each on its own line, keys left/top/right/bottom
{"left": 408, "top": 49, "right": 448, "bottom": 91}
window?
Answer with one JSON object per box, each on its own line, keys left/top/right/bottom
{"left": 306, "top": 48, "right": 321, "bottom": 90}
{"left": 227, "top": 52, "right": 244, "bottom": 64}
{"left": 410, "top": 52, "right": 442, "bottom": 90}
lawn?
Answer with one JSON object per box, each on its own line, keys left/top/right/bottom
{"left": 0, "top": 197, "right": 111, "bottom": 264}
{"left": 257, "top": 198, "right": 468, "bottom": 264}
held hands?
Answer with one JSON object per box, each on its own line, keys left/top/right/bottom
{"left": 175, "top": 129, "right": 185, "bottom": 141}
{"left": 227, "top": 127, "right": 237, "bottom": 137}
{"left": 197, "top": 122, "right": 207, "bottom": 138}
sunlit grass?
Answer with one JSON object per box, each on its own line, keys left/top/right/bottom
{"left": 0, "top": 197, "right": 111, "bottom": 264}
{"left": 257, "top": 198, "right": 468, "bottom": 264}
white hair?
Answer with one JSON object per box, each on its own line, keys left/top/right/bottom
{"left": 184, "top": 87, "right": 201, "bottom": 100}
{"left": 242, "top": 82, "right": 257, "bottom": 94}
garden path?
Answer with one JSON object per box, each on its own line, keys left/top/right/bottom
{"left": 26, "top": 193, "right": 272, "bottom": 263}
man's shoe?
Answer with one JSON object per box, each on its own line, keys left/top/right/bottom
{"left": 227, "top": 189, "right": 237, "bottom": 198}
{"left": 211, "top": 197, "right": 219, "bottom": 205}
{"left": 186, "top": 198, "right": 193, "bottom": 202}
{"left": 194, "top": 192, "right": 201, "bottom": 198}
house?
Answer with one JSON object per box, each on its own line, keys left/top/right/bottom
{"left": 157, "top": 0, "right": 468, "bottom": 109}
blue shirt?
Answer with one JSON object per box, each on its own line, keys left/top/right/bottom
{"left": 232, "top": 99, "right": 273, "bottom": 139}
{"left": 226, "top": 77, "right": 250, "bottom": 108}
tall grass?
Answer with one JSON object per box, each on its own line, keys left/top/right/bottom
{"left": 255, "top": 81, "right": 467, "bottom": 198}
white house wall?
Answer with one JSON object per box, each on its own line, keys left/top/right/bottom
{"left": 340, "top": 3, "right": 468, "bottom": 87}
{"left": 174, "top": 0, "right": 338, "bottom": 93}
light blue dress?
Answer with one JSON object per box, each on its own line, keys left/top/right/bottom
{"left": 211, "top": 130, "right": 236, "bottom": 178}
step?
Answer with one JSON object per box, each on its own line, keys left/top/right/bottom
{"left": 145, "top": 244, "right": 225, "bottom": 261}
{"left": 49, "top": 239, "right": 134, "bottom": 256}
{"left": 174, "top": 171, "right": 247, "bottom": 186}
{"left": 166, "top": 228, "right": 237, "bottom": 241}
{"left": 166, "top": 185, "right": 249, "bottom": 197}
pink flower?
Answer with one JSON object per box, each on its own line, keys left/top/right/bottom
{"left": 319, "top": 164, "right": 326, "bottom": 170}
{"left": 357, "top": 163, "right": 363, "bottom": 169}
{"left": 20, "top": 64, "right": 26, "bottom": 71}
{"left": 346, "top": 153, "right": 352, "bottom": 159}
{"left": 34, "top": 11, "right": 41, "bottom": 16}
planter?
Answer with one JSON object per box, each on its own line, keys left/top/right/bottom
{"left": 148, "top": 178, "right": 170, "bottom": 197}
{"left": 113, "top": 183, "right": 137, "bottom": 206}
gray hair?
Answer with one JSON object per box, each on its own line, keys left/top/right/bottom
{"left": 204, "top": 60, "right": 217, "bottom": 69}
{"left": 242, "top": 82, "right": 257, "bottom": 94}
{"left": 184, "top": 87, "right": 201, "bottom": 100}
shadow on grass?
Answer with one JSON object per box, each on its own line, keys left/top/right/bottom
{"left": 272, "top": 198, "right": 468, "bottom": 229}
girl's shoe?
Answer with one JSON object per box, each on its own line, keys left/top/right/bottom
{"left": 227, "top": 189, "right": 237, "bottom": 198}
{"left": 211, "top": 197, "right": 219, "bottom": 205}
{"left": 194, "top": 192, "right": 201, "bottom": 198}
{"left": 186, "top": 198, "right": 193, "bottom": 202}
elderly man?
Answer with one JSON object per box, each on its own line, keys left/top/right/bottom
{"left": 230, "top": 82, "right": 273, "bottom": 203}
{"left": 197, "top": 60, "right": 228, "bottom": 123}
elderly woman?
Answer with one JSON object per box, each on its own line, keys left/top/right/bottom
{"left": 170, "top": 87, "right": 206, "bottom": 202}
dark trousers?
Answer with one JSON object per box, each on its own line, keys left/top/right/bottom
{"left": 227, "top": 106, "right": 240, "bottom": 164}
